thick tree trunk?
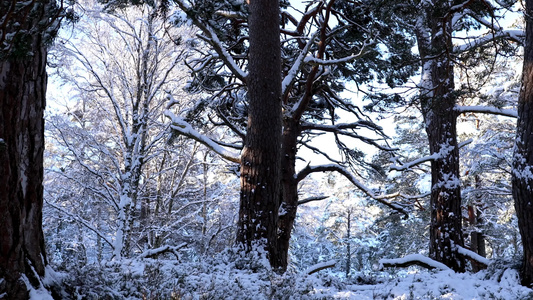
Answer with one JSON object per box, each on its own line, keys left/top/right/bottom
{"left": 424, "top": 99, "right": 465, "bottom": 272}
{"left": 416, "top": 0, "right": 465, "bottom": 272}
{"left": 513, "top": 0, "right": 533, "bottom": 286}
{"left": 236, "top": 0, "right": 283, "bottom": 269}
{"left": 0, "top": 1, "right": 53, "bottom": 297}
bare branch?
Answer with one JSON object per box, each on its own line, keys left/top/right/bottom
{"left": 298, "top": 195, "right": 329, "bottom": 205}
{"left": 45, "top": 199, "right": 114, "bottom": 249}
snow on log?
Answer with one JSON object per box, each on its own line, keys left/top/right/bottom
{"left": 139, "top": 243, "right": 187, "bottom": 259}
{"left": 305, "top": 260, "right": 336, "bottom": 275}
{"left": 457, "top": 246, "right": 491, "bottom": 266}
{"left": 379, "top": 254, "right": 450, "bottom": 270}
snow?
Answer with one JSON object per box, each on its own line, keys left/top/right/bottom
{"left": 60, "top": 257, "right": 531, "bottom": 299}
{"left": 457, "top": 246, "right": 491, "bottom": 266}
{"left": 455, "top": 105, "right": 517, "bottom": 118}
{"left": 305, "top": 259, "right": 336, "bottom": 274}
{"left": 379, "top": 254, "right": 450, "bottom": 270}
{"left": 282, "top": 31, "right": 317, "bottom": 97}
{"left": 164, "top": 109, "right": 240, "bottom": 163}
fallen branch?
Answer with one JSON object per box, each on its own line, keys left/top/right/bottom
{"left": 305, "top": 260, "right": 336, "bottom": 275}
{"left": 457, "top": 246, "right": 490, "bottom": 266}
{"left": 139, "top": 243, "right": 187, "bottom": 260}
{"left": 379, "top": 254, "right": 450, "bottom": 270}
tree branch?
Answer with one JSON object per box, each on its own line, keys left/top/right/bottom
{"left": 457, "top": 246, "right": 490, "bottom": 266}
{"left": 298, "top": 195, "right": 329, "bottom": 205}
{"left": 305, "top": 260, "right": 336, "bottom": 275}
{"left": 174, "top": 0, "right": 247, "bottom": 83}
{"left": 139, "top": 243, "right": 187, "bottom": 259}
{"left": 379, "top": 254, "right": 450, "bottom": 270}
{"left": 295, "top": 164, "right": 412, "bottom": 216}
{"left": 165, "top": 110, "right": 240, "bottom": 163}
{"left": 454, "top": 105, "right": 517, "bottom": 118}
{"left": 391, "top": 139, "right": 473, "bottom": 171}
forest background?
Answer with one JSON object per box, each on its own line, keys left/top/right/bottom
{"left": 2, "top": 0, "right": 533, "bottom": 298}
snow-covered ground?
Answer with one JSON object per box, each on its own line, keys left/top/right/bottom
{"left": 36, "top": 256, "right": 533, "bottom": 299}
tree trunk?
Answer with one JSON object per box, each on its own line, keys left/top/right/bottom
{"left": 0, "top": 1, "right": 55, "bottom": 297}
{"left": 416, "top": 0, "right": 465, "bottom": 272}
{"left": 468, "top": 204, "right": 486, "bottom": 272}
{"left": 277, "top": 118, "right": 300, "bottom": 271}
{"left": 236, "top": 0, "right": 283, "bottom": 269}
{"left": 513, "top": 0, "right": 533, "bottom": 286}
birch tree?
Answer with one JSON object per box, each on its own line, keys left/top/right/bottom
{"left": 45, "top": 1, "right": 198, "bottom": 260}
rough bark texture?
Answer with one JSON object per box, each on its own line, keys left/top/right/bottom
{"left": 468, "top": 204, "right": 486, "bottom": 272}
{"left": 236, "top": 0, "right": 283, "bottom": 269}
{"left": 0, "top": 1, "right": 54, "bottom": 297}
{"left": 277, "top": 118, "right": 300, "bottom": 271}
{"left": 513, "top": 0, "right": 533, "bottom": 286}
{"left": 416, "top": 0, "right": 465, "bottom": 272}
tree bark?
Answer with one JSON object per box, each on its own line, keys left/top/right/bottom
{"left": 236, "top": 0, "right": 283, "bottom": 269}
{"left": 416, "top": 0, "right": 465, "bottom": 272}
{"left": 513, "top": 0, "right": 533, "bottom": 286}
{"left": 0, "top": 1, "right": 56, "bottom": 297}
{"left": 277, "top": 118, "right": 300, "bottom": 271}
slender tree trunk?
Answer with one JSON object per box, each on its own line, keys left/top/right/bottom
{"left": 513, "top": 0, "right": 533, "bottom": 286}
{"left": 236, "top": 0, "right": 283, "bottom": 269}
{"left": 0, "top": 1, "right": 56, "bottom": 297}
{"left": 346, "top": 210, "right": 351, "bottom": 278}
{"left": 416, "top": 0, "right": 465, "bottom": 272}
{"left": 469, "top": 175, "right": 486, "bottom": 272}
{"left": 277, "top": 118, "right": 300, "bottom": 271}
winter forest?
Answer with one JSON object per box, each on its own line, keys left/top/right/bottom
{"left": 3, "top": 0, "right": 533, "bottom": 298}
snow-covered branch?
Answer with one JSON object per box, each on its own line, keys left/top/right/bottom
{"left": 305, "top": 260, "right": 336, "bottom": 275}
{"left": 390, "top": 153, "right": 438, "bottom": 171}
{"left": 281, "top": 31, "right": 319, "bottom": 100}
{"left": 457, "top": 246, "right": 491, "bottom": 266}
{"left": 454, "top": 30, "right": 524, "bottom": 53}
{"left": 165, "top": 110, "right": 240, "bottom": 163}
{"left": 174, "top": 0, "right": 247, "bottom": 82}
{"left": 139, "top": 243, "right": 187, "bottom": 259}
{"left": 303, "top": 38, "right": 372, "bottom": 66}
{"left": 300, "top": 120, "right": 395, "bottom": 152}
{"left": 391, "top": 139, "right": 472, "bottom": 171}
{"left": 455, "top": 105, "right": 517, "bottom": 118}
{"left": 379, "top": 254, "right": 450, "bottom": 270}
{"left": 295, "top": 164, "right": 412, "bottom": 216}
{"left": 45, "top": 199, "right": 114, "bottom": 249}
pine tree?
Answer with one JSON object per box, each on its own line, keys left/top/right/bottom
{"left": 0, "top": 0, "right": 62, "bottom": 297}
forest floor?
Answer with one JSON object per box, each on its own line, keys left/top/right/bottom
{"left": 34, "top": 256, "right": 533, "bottom": 299}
